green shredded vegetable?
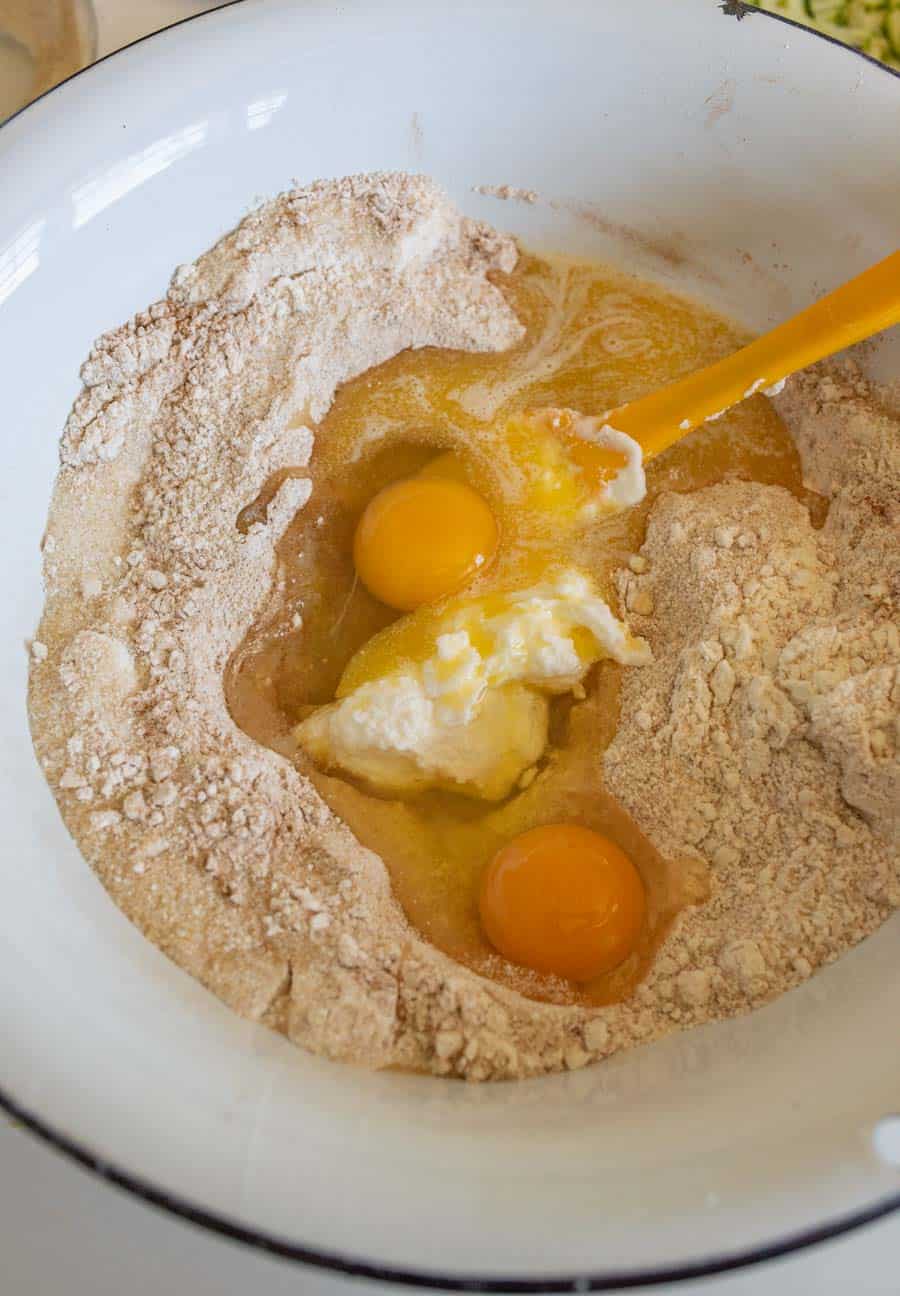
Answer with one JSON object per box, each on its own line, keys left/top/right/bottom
{"left": 752, "top": 0, "right": 900, "bottom": 68}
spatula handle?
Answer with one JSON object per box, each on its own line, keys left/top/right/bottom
{"left": 606, "top": 249, "right": 900, "bottom": 461}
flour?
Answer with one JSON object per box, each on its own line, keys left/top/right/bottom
{"left": 29, "top": 174, "right": 898, "bottom": 1080}
{"left": 473, "top": 184, "right": 540, "bottom": 205}
{"left": 606, "top": 362, "right": 898, "bottom": 1018}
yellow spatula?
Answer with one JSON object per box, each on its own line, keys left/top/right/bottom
{"left": 603, "top": 249, "right": 900, "bottom": 462}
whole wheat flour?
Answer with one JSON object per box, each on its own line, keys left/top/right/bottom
{"left": 29, "top": 174, "right": 898, "bottom": 1080}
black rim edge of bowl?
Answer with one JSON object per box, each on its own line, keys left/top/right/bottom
{"left": 1, "top": 0, "right": 898, "bottom": 1288}
{"left": 1, "top": 1076, "right": 899, "bottom": 1293}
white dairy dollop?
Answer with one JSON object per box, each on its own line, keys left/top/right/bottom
{"left": 295, "top": 570, "right": 651, "bottom": 799}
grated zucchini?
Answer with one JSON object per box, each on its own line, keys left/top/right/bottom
{"left": 753, "top": 0, "right": 900, "bottom": 68}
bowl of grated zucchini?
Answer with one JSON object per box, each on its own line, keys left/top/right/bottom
{"left": 0, "top": 0, "right": 897, "bottom": 1289}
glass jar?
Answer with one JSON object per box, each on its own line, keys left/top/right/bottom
{"left": 0, "top": 0, "right": 97, "bottom": 122}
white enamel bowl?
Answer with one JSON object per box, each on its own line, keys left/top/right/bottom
{"left": 1, "top": 0, "right": 898, "bottom": 1287}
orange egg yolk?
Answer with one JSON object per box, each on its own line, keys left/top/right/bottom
{"left": 353, "top": 471, "right": 498, "bottom": 611}
{"left": 479, "top": 823, "right": 646, "bottom": 982}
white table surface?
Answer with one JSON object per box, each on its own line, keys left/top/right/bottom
{"left": 3, "top": 4, "right": 898, "bottom": 1293}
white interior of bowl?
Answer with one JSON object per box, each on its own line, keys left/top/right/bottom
{"left": 0, "top": 0, "right": 897, "bottom": 1283}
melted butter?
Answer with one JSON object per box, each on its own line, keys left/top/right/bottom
{"left": 225, "top": 250, "right": 814, "bottom": 1008}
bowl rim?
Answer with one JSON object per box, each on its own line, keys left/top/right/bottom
{"left": 2, "top": 0, "right": 898, "bottom": 1288}
{"left": 2, "top": 1077, "right": 898, "bottom": 1291}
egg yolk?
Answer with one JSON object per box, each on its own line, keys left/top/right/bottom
{"left": 479, "top": 824, "right": 646, "bottom": 982}
{"left": 353, "top": 470, "right": 498, "bottom": 611}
